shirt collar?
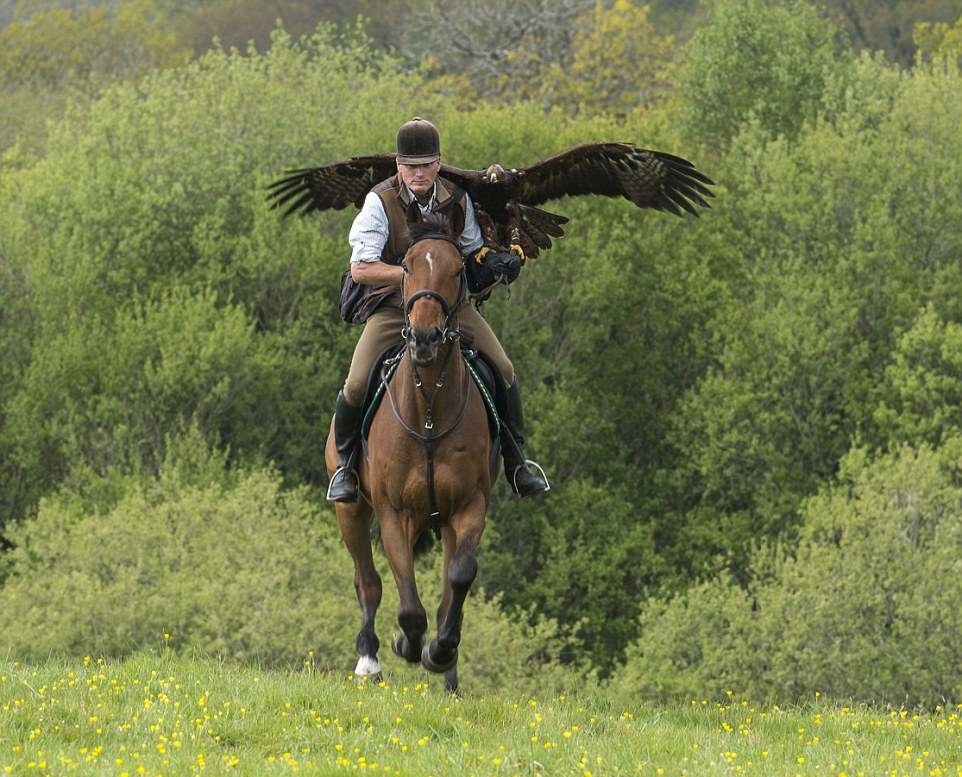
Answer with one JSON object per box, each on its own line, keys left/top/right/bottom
{"left": 402, "top": 182, "right": 437, "bottom": 211}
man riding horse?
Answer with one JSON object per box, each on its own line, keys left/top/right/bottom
{"left": 266, "top": 117, "right": 714, "bottom": 688}
{"left": 327, "top": 117, "right": 550, "bottom": 502}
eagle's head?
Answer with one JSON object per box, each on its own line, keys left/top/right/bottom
{"left": 483, "top": 163, "right": 505, "bottom": 184}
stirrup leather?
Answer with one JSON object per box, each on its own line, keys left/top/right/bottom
{"left": 511, "top": 459, "right": 550, "bottom": 495}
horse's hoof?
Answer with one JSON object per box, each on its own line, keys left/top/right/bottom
{"left": 392, "top": 634, "right": 422, "bottom": 664}
{"left": 421, "top": 641, "right": 458, "bottom": 674}
{"left": 354, "top": 655, "right": 383, "bottom": 684}
{"left": 444, "top": 667, "right": 461, "bottom": 696}
{"left": 354, "top": 671, "right": 383, "bottom": 684}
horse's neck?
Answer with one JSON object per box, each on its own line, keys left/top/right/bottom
{"left": 396, "top": 343, "right": 466, "bottom": 424}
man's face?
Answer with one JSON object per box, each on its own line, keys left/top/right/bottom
{"left": 397, "top": 159, "right": 441, "bottom": 201}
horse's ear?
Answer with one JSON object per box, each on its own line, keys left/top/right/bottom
{"left": 405, "top": 200, "right": 422, "bottom": 225}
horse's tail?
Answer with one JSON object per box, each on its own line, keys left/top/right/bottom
{"left": 413, "top": 528, "right": 435, "bottom": 557}
{"left": 372, "top": 522, "right": 436, "bottom": 557}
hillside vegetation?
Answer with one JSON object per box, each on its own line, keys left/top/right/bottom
{"left": 2, "top": 0, "right": 962, "bottom": 705}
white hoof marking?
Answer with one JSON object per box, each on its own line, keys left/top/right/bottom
{"left": 354, "top": 656, "right": 382, "bottom": 678}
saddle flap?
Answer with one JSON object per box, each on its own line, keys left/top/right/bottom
{"left": 361, "top": 343, "right": 404, "bottom": 440}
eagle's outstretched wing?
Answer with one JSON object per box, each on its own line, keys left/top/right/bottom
{"left": 512, "top": 142, "right": 715, "bottom": 217}
{"left": 435, "top": 143, "right": 714, "bottom": 256}
{"left": 266, "top": 154, "right": 399, "bottom": 216}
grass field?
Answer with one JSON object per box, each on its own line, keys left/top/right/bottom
{"left": 2, "top": 651, "right": 960, "bottom": 777}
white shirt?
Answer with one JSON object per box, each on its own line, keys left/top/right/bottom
{"left": 349, "top": 183, "right": 484, "bottom": 263}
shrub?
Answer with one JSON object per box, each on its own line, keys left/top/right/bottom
{"left": 0, "top": 432, "right": 582, "bottom": 695}
{"left": 612, "top": 441, "right": 962, "bottom": 705}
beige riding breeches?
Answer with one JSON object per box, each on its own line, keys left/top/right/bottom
{"left": 342, "top": 304, "right": 515, "bottom": 407}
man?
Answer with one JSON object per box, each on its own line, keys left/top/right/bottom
{"left": 327, "top": 116, "right": 549, "bottom": 502}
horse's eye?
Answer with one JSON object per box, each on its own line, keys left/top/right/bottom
{"left": 401, "top": 261, "right": 409, "bottom": 273}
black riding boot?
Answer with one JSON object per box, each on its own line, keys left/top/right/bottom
{"left": 501, "top": 378, "right": 550, "bottom": 497}
{"left": 326, "top": 391, "right": 364, "bottom": 502}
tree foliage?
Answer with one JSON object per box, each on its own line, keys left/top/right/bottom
{"left": 679, "top": 0, "right": 840, "bottom": 145}
{"left": 915, "top": 10, "right": 962, "bottom": 62}
{"left": 826, "top": 0, "right": 962, "bottom": 65}
{"left": 542, "top": 0, "right": 675, "bottom": 116}
{"left": 0, "top": 0, "right": 187, "bottom": 87}
{"left": 0, "top": 25, "right": 417, "bottom": 522}
{"left": 612, "top": 441, "right": 962, "bottom": 705}
{"left": 3, "top": 0, "right": 962, "bottom": 700}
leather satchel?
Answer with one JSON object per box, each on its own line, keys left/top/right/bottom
{"left": 338, "top": 269, "right": 396, "bottom": 325}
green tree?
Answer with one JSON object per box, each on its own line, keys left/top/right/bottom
{"left": 679, "top": 0, "right": 840, "bottom": 146}
{"left": 0, "top": 1, "right": 190, "bottom": 153}
{"left": 874, "top": 304, "right": 962, "bottom": 447}
{"left": 0, "top": 26, "right": 418, "bottom": 526}
{"left": 542, "top": 0, "right": 675, "bottom": 116}
{"left": 825, "top": 0, "right": 962, "bottom": 65}
{"left": 915, "top": 11, "right": 962, "bottom": 63}
{"left": 0, "top": 0, "right": 187, "bottom": 88}
{"left": 663, "top": 52, "right": 962, "bottom": 581}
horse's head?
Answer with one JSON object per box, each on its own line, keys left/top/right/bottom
{"left": 401, "top": 210, "right": 465, "bottom": 368}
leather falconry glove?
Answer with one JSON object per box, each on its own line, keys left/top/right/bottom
{"left": 474, "top": 247, "right": 522, "bottom": 284}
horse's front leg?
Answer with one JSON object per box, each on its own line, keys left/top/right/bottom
{"left": 423, "top": 498, "right": 485, "bottom": 678}
{"left": 336, "top": 501, "right": 383, "bottom": 681}
{"left": 378, "top": 510, "right": 428, "bottom": 664}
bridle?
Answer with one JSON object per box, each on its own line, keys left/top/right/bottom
{"left": 398, "top": 232, "right": 467, "bottom": 346}
{"left": 392, "top": 231, "right": 469, "bottom": 432}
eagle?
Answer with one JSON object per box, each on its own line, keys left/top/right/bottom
{"left": 266, "top": 142, "right": 714, "bottom": 259}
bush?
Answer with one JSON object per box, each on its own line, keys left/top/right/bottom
{"left": 612, "top": 441, "right": 962, "bottom": 705}
{"left": 0, "top": 431, "right": 583, "bottom": 695}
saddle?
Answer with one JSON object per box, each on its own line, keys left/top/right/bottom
{"left": 359, "top": 344, "right": 505, "bottom": 443}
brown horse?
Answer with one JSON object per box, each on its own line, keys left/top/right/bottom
{"left": 325, "top": 211, "right": 497, "bottom": 693}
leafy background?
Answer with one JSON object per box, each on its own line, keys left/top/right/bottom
{"left": 2, "top": 0, "right": 962, "bottom": 706}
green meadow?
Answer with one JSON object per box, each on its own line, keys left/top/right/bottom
{"left": 3, "top": 653, "right": 960, "bottom": 777}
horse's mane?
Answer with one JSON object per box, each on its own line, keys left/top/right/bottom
{"left": 408, "top": 212, "right": 452, "bottom": 244}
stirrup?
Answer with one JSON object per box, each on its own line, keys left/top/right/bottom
{"left": 511, "top": 459, "right": 550, "bottom": 495}
{"left": 326, "top": 465, "right": 359, "bottom": 502}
